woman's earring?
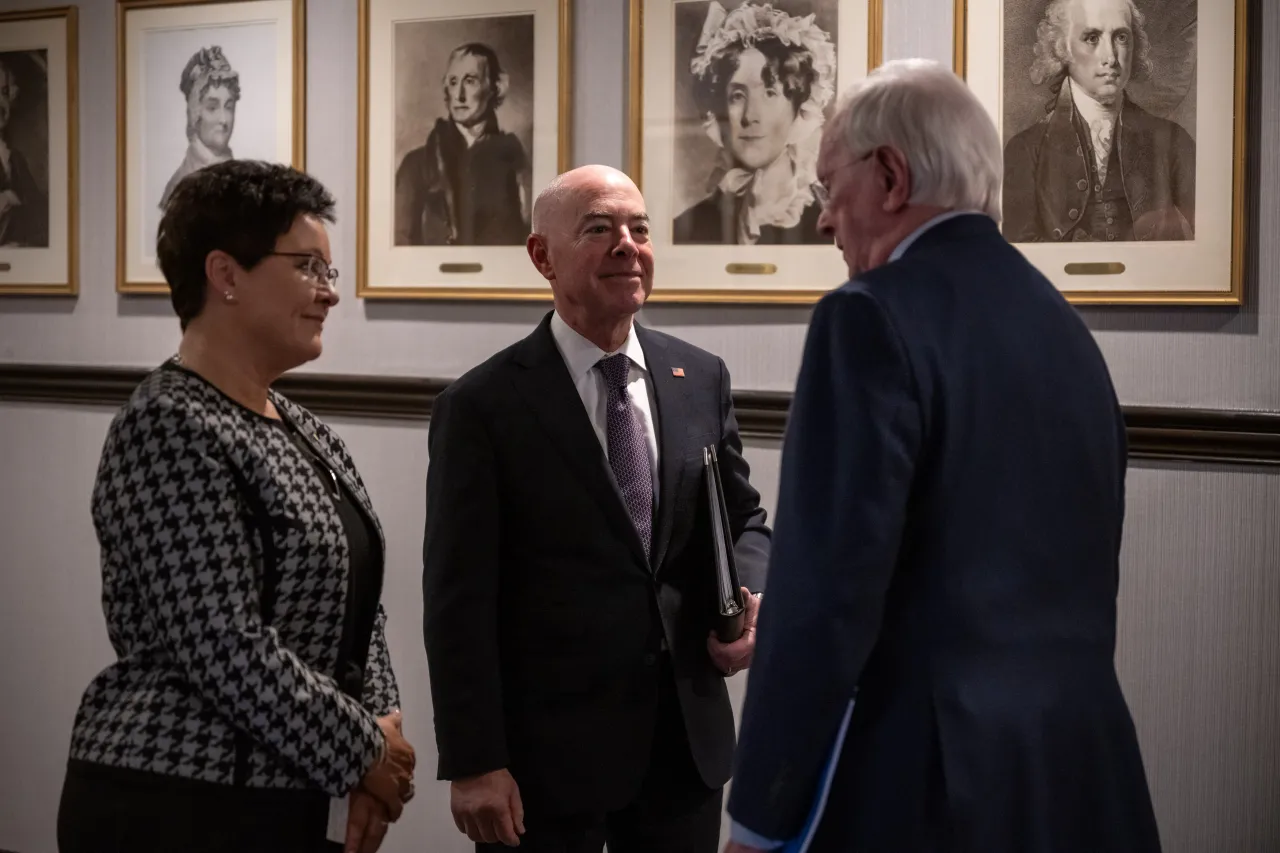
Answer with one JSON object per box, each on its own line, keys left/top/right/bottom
{"left": 223, "top": 291, "right": 235, "bottom": 303}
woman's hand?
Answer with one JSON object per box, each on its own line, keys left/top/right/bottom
{"left": 344, "top": 788, "right": 391, "bottom": 853}
{"left": 359, "top": 710, "right": 416, "bottom": 820}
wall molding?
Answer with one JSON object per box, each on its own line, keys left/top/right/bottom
{"left": 2, "top": 363, "right": 1279, "bottom": 466}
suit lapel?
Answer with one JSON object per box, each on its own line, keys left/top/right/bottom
{"left": 512, "top": 315, "right": 650, "bottom": 572}
{"left": 637, "top": 325, "right": 691, "bottom": 574}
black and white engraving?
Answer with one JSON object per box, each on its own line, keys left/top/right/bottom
{"left": 393, "top": 15, "right": 534, "bottom": 246}
{"left": 1001, "top": 0, "right": 1197, "bottom": 243}
{"left": 141, "top": 19, "right": 278, "bottom": 254}
{"left": 0, "top": 50, "right": 49, "bottom": 248}
{"left": 159, "top": 46, "right": 239, "bottom": 211}
{"left": 672, "top": 0, "right": 837, "bottom": 246}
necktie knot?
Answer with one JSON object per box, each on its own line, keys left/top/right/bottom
{"left": 597, "top": 353, "right": 631, "bottom": 391}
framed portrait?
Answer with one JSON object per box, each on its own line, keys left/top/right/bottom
{"left": 626, "top": 0, "right": 877, "bottom": 304}
{"left": 357, "top": 0, "right": 573, "bottom": 300}
{"left": 0, "top": 6, "right": 77, "bottom": 297}
{"left": 117, "top": 0, "right": 305, "bottom": 294}
{"left": 963, "top": 0, "right": 1249, "bottom": 304}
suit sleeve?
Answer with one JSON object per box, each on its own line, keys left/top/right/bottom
{"left": 422, "top": 387, "right": 508, "bottom": 780}
{"left": 91, "top": 399, "right": 385, "bottom": 797}
{"left": 362, "top": 605, "right": 401, "bottom": 717}
{"left": 716, "top": 357, "right": 772, "bottom": 594}
{"left": 726, "top": 288, "right": 923, "bottom": 840}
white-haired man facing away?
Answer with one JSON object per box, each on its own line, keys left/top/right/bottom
{"left": 723, "top": 59, "right": 1161, "bottom": 853}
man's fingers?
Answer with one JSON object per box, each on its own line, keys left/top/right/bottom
{"left": 495, "top": 810, "right": 521, "bottom": 846}
{"left": 463, "top": 814, "right": 486, "bottom": 843}
{"left": 511, "top": 784, "right": 526, "bottom": 835}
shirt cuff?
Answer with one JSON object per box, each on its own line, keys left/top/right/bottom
{"left": 729, "top": 819, "right": 787, "bottom": 850}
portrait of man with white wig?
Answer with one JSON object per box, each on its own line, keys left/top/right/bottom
{"left": 159, "top": 45, "right": 238, "bottom": 211}
{"left": 1002, "top": 0, "right": 1196, "bottom": 244}
{"left": 674, "top": 0, "right": 838, "bottom": 246}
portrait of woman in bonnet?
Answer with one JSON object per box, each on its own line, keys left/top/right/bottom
{"left": 159, "top": 45, "right": 239, "bottom": 211}
{"left": 674, "top": 1, "right": 836, "bottom": 246}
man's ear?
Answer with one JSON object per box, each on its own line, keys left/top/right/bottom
{"left": 879, "top": 147, "right": 913, "bottom": 213}
{"left": 526, "top": 234, "right": 555, "bottom": 282}
{"left": 204, "top": 249, "right": 239, "bottom": 303}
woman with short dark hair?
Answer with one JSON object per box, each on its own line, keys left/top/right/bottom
{"left": 57, "top": 160, "right": 415, "bottom": 853}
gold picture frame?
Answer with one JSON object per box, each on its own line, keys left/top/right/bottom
{"left": 625, "top": 0, "right": 880, "bottom": 305}
{"left": 356, "top": 0, "right": 574, "bottom": 300}
{"left": 0, "top": 5, "right": 78, "bottom": 296}
{"left": 960, "top": 0, "right": 1250, "bottom": 305}
{"left": 116, "top": 0, "right": 306, "bottom": 295}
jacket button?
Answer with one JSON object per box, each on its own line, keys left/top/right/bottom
{"left": 643, "top": 653, "right": 657, "bottom": 666}
{"left": 1094, "top": 185, "right": 1102, "bottom": 193}
{"left": 1076, "top": 146, "right": 1083, "bottom": 156}
{"left": 1069, "top": 208, "right": 1080, "bottom": 220}
{"left": 1076, "top": 179, "right": 1087, "bottom": 191}
{"left": 1052, "top": 228, "right": 1064, "bottom": 238}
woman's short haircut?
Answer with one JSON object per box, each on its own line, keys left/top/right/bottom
{"left": 156, "top": 160, "right": 336, "bottom": 330}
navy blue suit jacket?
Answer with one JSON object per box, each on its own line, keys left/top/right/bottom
{"left": 727, "top": 214, "right": 1161, "bottom": 852}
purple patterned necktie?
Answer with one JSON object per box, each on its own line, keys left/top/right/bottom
{"left": 596, "top": 353, "right": 653, "bottom": 559}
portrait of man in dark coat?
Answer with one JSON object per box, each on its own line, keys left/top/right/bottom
{"left": 0, "top": 54, "right": 49, "bottom": 249}
{"left": 1002, "top": 0, "right": 1196, "bottom": 243}
{"left": 394, "top": 42, "right": 529, "bottom": 246}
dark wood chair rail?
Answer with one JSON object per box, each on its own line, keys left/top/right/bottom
{"left": 2, "top": 363, "right": 1278, "bottom": 466}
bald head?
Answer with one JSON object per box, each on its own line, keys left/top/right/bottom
{"left": 531, "top": 165, "right": 641, "bottom": 235}
{"left": 526, "top": 164, "right": 654, "bottom": 330}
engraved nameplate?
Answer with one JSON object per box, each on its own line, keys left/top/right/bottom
{"left": 725, "top": 263, "right": 777, "bottom": 275}
{"left": 1064, "top": 262, "right": 1125, "bottom": 276}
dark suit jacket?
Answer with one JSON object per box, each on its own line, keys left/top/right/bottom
{"left": 423, "top": 312, "right": 771, "bottom": 816}
{"left": 727, "top": 214, "right": 1161, "bottom": 852}
{"left": 1003, "top": 84, "right": 1195, "bottom": 242}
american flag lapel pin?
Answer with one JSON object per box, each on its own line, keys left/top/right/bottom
{"left": 671, "top": 367, "right": 685, "bottom": 377}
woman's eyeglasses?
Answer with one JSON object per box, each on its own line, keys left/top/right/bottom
{"left": 268, "top": 252, "right": 338, "bottom": 291}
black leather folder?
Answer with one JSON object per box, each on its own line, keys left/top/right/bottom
{"left": 703, "top": 444, "right": 745, "bottom": 642}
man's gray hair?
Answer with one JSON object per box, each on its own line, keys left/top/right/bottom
{"left": 1030, "top": 0, "right": 1153, "bottom": 86}
{"left": 827, "top": 59, "right": 1002, "bottom": 221}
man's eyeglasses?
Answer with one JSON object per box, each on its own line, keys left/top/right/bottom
{"left": 812, "top": 150, "right": 877, "bottom": 209}
{"left": 269, "top": 252, "right": 338, "bottom": 291}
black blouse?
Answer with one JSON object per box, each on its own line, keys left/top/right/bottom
{"left": 275, "top": 417, "right": 383, "bottom": 701}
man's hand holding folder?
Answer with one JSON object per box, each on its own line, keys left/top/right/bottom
{"left": 703, "top": 444, "right": 762, "bottom": 677}
{"left": 708, "top": 586, "right": 760, "bottom": 677}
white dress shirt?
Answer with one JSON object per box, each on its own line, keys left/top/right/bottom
{"left": 549, "top": 310, "right": 660, "bottom": 495}
{"left": 1069, "top": 78, "right": 1121, "bottom": 185}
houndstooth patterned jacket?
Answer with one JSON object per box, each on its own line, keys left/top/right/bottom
{"left": 67, "top": 361, "right": 401, "bottom": 797}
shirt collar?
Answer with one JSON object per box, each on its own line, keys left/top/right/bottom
{"left": 888, "top": 210, "right": 979, "bottom": 263}
{"left": 1069, "top": 78, "right": 1122, "bottom": 125}
{"left": 550, "top": 310, "right": 648, "bottom": 381}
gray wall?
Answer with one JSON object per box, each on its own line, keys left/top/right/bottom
{"left": 0, "top": 1, "right": 1277, "bottom": 851}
